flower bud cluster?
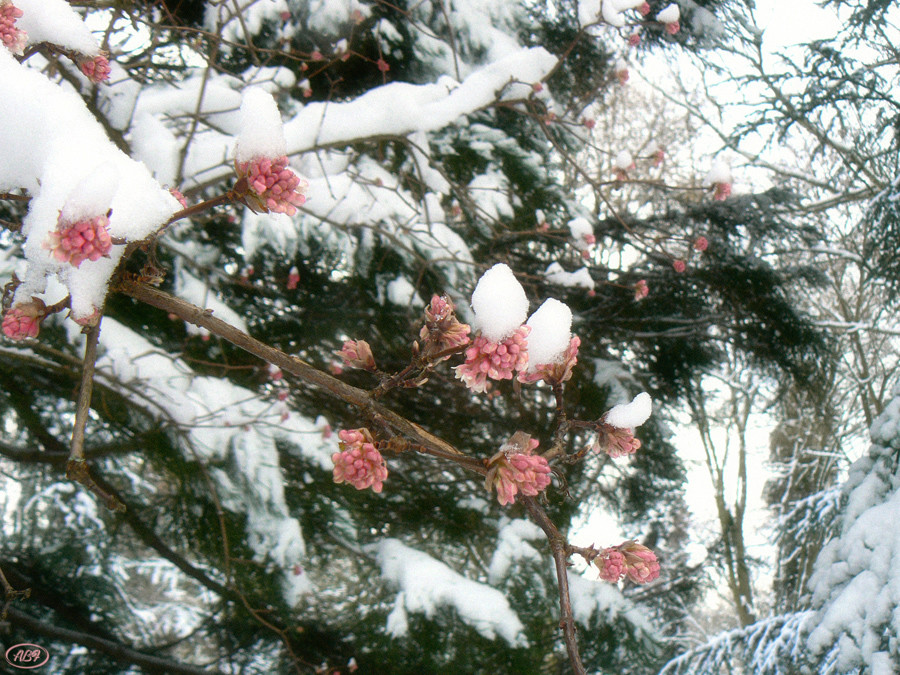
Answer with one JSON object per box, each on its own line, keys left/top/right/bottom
{"left": 595, "top": 541, "right": 660, "bottom": 584}
{"left": 485, "top": 432, "right": 552, "bottom": 505}
{"left": 419, "top": 294, "right": 471, "bottom": 359}
{"left": 235, "top": 156, "right": 308, "bottom": 216}
{"left": 44, "top": 212, "right": 113, "bottom": 268}
{"left": 0, "top": 1, "right": 26, "bottom": 55}
{"left": 80, "top": 54, "right": 111, "bottom": 83}
{"left": 332, "top": 428, "right": 388, "bottom": 493}
{"left": 335, "top": 340, "right": 376, "bottom": 371}
{"left": 591, "top": 422, "right": 642, "bottom": 458}
{"left": 454, "top": 326, "right": 529, "bottom": 394}
{"left": 1, "top": 298, "right": 45, "bottom": 340}
{"left": 518, "top": 335, "right": 580, "bottom": 385}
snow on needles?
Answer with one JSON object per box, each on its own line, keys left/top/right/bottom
{"left": 604, "top": 392, "right": 653, "bottom": 428}
{"left": 806, "top": 384, "right": 900, "bottom": 672}
{"left": 471, "top": 263, "right": 529, "bottom": 342}
{"left": 373, "top": 538, "right": 527, "bottom": 646}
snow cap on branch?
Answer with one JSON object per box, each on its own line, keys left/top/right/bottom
{"left": 524, "top": 298, "right": 572, "bottom": 371}
{"left": 16, "top": 0, "right": 103, "bottom": 56}
{"left": 236, "top": 87, "right": 288, "bottom": 163}
{"left": 604, "top": 392, "right": 652, "bottom": 428}
{"left": 656, "top": 3, "right": 680, "bottom": 24}
{"left": 470, "top": 263, "right": 529, "bottom": 342}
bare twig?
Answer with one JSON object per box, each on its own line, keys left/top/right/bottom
{"left": 66, "top": 319, "right": 125, "bottom": 512}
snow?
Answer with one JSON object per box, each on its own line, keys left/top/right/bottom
{"left": 0, "top": 47, "right": 179, "bottom": 321}
{"left": 567, "top": 217, "right": 594, "bottom": 244}
{"left": 805, "top": 383, "right": 900, "bottom": 671}
{"left": 525, "top": 298, "right": 572, "bottom": 369}
{"left": 16, "top": 0, "right": 101, "bottom": 56}
{"left": 656, "top": 3, "right": 681, "bottom": 24}
{"left": 604, "top": 392, "right": 652, "bottom": 428}
{"left": 614, "top": 149, "right": 635, "bottom": 171}
{"left": 386, "top": 276, "right": 423, "bottom": 307}
{"left": 705, "top": 158, "right": 732, "bottom": 185}
{"left": 544, "top": 262, "right": 595, "bottom": 291}
{"left": 235, "top": 87, "right": 287, "bottom": 162}
{"left": 470, "top": 263, "right": 529, "bottom": 342}
{"left": 90, "top": 317, "right": 335, "bottom": 605}
{"left": 372, "top": 538, "right": 527, "bottom": 646}
{"left": 487, "top": 518, "right": 544, "bottom": 584}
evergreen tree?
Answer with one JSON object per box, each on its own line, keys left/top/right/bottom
{"left": 0, "top": 1, "right": 825, "bottom": 673}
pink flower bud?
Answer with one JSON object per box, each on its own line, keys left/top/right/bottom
{"left": 44, "top": 211, "right": 113, "bottom": 268}
{"left": 592, "top": 422, "right": 641, "bottom": 458}
{"left": 332, "top": 428, "right": 388, "bottom": 493}
{"left": 454, "top": 325, "right": 530, "bottom": 393}
{"left": 518, "top": 336, "right": 580, "bottom": 385}
{"left": 235, "top": 156, "right": 308, "bottom": 216}
{"left": 169, "top": 187, "right": 188, "bottom": 208}
{"left": 665, "top": 20, "right": 680, "bottom": 35}
{"left": 0, "top": 2, "right": 26, "bottom": 55}
{"left": 693, "top": 236, "right": 709, "bottom": 252}
{"left": 713, "top": 182, "right": 732, "bottom": 201}
{"left": 335, "top": 339, "right": 376, "bottom": 371}
{"left": 638, "top": 2, "right": 651, "bottom": 16}
{"left": 79, "top": 54, "right": 111, "bottom": 83}
{"left": 633, "top": 279, "right": 649, "bottom": 300}
{"left": 627, "top": 33, "right": 641, "bottom": 47}
{"left": 2, "top": 298, "right": 45, "bottom": 340}
{"left": 287, "top": 266, "right": 300, "bottom": 290}
{"left": 311, "top": 50, "right": 324, "bottom": 61}
{"left": 595, "top": 541, "right": 659, "bottom": 584}
{"left": 672, "top": 259, "right": 686, "bottom": 273}
{"left": 419, "top": 294, "right": 471, "bottom": 358}
{"left": 582, "top": 118, "right": 596, "bottom": 130}
{"left": 485, "top": 432, "right": 551, "bottom": 505}
{"left": 376, "top": 58, "right": 390, "bottom": 72}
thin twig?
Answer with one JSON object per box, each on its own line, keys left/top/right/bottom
{"left": 66, "top": 319, "right": 124, "bottom": 512}
{"left": 521, "top": 496, "right": 586, "bottom": 675}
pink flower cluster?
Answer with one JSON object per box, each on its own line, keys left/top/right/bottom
{"left": 518, "top": 335, "right": 580, "bottom": 385}
{"left": 712, "top": 182, "right": 732, "bottom": 201}
{"left": 693, "top": 236, "right": 709, "bottom": 252}
{"left": 286, "top": 266, "right": 300, "bottom": 290}
{"left": 335, "top": 339, "right": 376, "bottom": 371}
{"left": 332, "top": 428, "right": 388, "bottom": 493}
{"left": 591, "top": 422, "right": 641, "bottom": 458}
{"left": 485, "top": 433, "right": 552, "bottom": 505}
{"left": 633, "top": 279, "right": 649, "bottom": 301}
{"left": 80, "top": 54, "right": 111, "bottom": 83}
{"left": 44, "top": 212, "right": 113, "bottom": 267}
{"left": 419, "top": 294, "right": 471, "bottom": 359}
{"left": 235, "top": 156, "right": 307, "bottom": 216}
{"left": 596, "top": 541, "right": 660, "bottom": 584}
{"left": 454, "top": 326, "right": 529, "bottom": 393}
{"left": 0, "top": 1, "right": 26, "bottom": 55}
{"left": 2, "top": 298, "right": 45, "bottom": 340}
